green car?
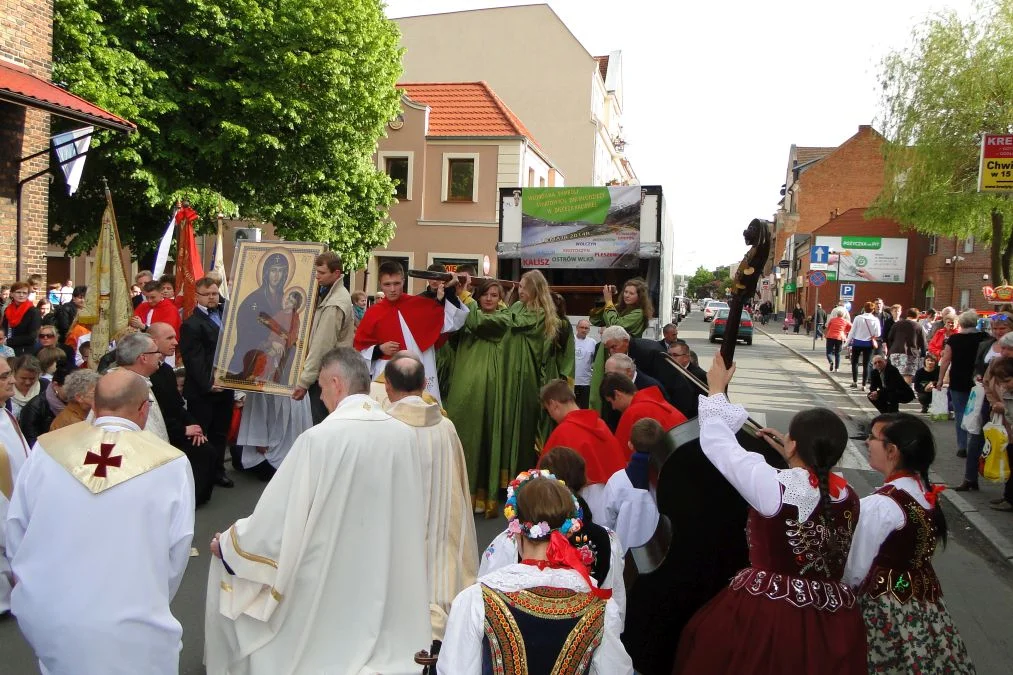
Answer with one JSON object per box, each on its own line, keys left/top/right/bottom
{"left": 709, "top": 309, "right": 753, "bottom": 345}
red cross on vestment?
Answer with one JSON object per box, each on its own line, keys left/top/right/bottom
{"left": 84, "top": 442, "right": 122, "bottom": 478}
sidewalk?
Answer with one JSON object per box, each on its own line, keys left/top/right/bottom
{"left": 759, "top": 326, "right": 1013, "bottom": 567}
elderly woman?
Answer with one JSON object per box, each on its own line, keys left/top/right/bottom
{"left": 9, "top": 354, "right": 44, "bottom": 420}
{"left": 49, "top": 369, "right": 100, "bottom": 430}
{"left": 937, "top": 310, "right": 990, "bottom": 459}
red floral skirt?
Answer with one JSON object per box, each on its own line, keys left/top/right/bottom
{"left": 673, "top": 580, "right": 867, "bottom": 675}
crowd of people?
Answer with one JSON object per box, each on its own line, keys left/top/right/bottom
{"left": 0, "top": 260, "right": 980, "bottom": 674}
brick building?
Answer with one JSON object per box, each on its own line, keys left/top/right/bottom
{"left": 1, "top": 0, "right": 132, "bottom": 286}
{"left": 772, "top": 125, "right": 887, "bottom": 310}
{"left": 920, "top": 234, "right": 992, "bottom": 312}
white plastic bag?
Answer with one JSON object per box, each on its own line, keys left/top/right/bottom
{"left": 961, "top": 383, "right": 985, "bottom": 435}
{"left": 929, "top": 389, "right": 949, "bottom": 421}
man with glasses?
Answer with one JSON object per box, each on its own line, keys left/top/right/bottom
{"left": 668, "top": 340, "right": 707, "bottom": 382}
{"left": 181, "top": 277, "right": 234, "bottom": 494}
{"left": 0, "top": 355, "right": 33, "bottom": 613}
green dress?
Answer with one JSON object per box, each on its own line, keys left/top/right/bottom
{"left": 537, "top": 321, "right": 575, "bottom": 445}
{"left": 443, "top": 300, "right": 509, "bottom": 512}
{"left": 501, "top": 301, "right": 550, "bottom": 489}
{"left": 588, "top": 306, "right": 647, "bottom": 412}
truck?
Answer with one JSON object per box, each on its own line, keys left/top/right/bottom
{"left": 496, "top": 185, "right": 673, "bottom": 338}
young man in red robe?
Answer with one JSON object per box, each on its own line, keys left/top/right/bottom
{"left": 130, "top": 281, "right": 182, "bottom": 340}
{"left": 601, "top": 372, "right": 687, "bottom": 459}
{"left": 539, "top": 379, "right": 626, "bottom": 486}
{"left": 353, "top": 261, "right": 468, "bottom": 403}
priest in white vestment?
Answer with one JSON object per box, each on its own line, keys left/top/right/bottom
{"left": 205, "top": 347, "right": 431, "bottom": 674}
{"left": 0, "top": 355, "right": 31, "bottom": 613}
{"left": 5, "top": 370, "right": 195, "bottom": 675}
{"left": 353, "top": 263, "right": 468, "bottom": 403}
{"left": 384, "top": 355, "right": 478, "bottom": 640}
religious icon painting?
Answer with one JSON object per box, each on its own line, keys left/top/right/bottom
{"left": 212, "top": 241, "right": 326, "bottom": 395}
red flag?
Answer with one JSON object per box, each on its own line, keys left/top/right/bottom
{"left": 174, "top": 207, "right": 204, "bottom": 320}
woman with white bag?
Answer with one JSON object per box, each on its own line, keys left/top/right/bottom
{"left": 845, "top": 302, "right": 881, "bottom": 391}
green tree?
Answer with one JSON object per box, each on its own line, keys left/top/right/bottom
{"left": 873, "top": 1, "right": 1013, "bottom": 283}
{"left": 51, "top": 0, "right": 402, "bottom": 268}
{"left": 686, "top": 265, "right": 715, "bottom": 298}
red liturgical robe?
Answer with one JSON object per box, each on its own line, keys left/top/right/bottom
{"left": 354, "top": 295, "right": 445, "bottom": 355}
{"left": 541, "top": 409, "right": 627, "bottom": 485}
{"left": 615, "top": 386, "right": 687, "bottom": 459}
{"left": 134, "top": 299, "right": 181, "bottom": 339}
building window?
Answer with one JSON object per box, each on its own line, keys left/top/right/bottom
{"left": 385, "top": 156, "right": 409, "bottom": 200}
{"left": 928, "top": 236, "right": 937, "bottom": 255}
{"left": 923, "top": 281, "right": 935, "bottom": 309}
{"left": 963, "top": 235, "right": 974, "bottom": 253}
{"left": 959, "top": 289, "right": 971, "bottom": 310}
{"left": 442, "top": 153, "right": 479, "bottom": 203}
{"left": 377, "top": 151, "right": 413, "bottom": 200}
{"left": 539, "top": 177, "right": 546, "bottom": 187}
{"left": 527, "top": 168, "right": 535, "bottom": 187}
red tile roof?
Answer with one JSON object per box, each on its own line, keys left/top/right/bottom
{"left": 398, "top": 81, "right": 542, "bottom": 149}
{"left": 594, "top": 55, "right": 609, "bottom": 82}
{"left": 0, "top": 60, "right": 135, "bottom": 132}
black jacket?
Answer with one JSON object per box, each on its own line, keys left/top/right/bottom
{"left": 2, "top": 305, "right": 41, "bottom": 356}
{"left": 179, "top": 304, "right": 225, "bottom": 401}
{"left": 870, "top": 364, "right": 915, "bottom": 404}
{"left": 53, "top": 302, "right": 78, "bottom": 342}
{"left": 150, "top": 362, "right": 199, "bottom": 449}
{"left": 19, "top": 383, "right": 54, "bottom": 447}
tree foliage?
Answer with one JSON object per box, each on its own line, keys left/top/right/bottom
{"left": 51, "top": 0, "right": 403, "bottom": 268}
{"left": 686, "top": 265, "right": 714, "bottom": 298}
{"left": 872, "top": 1, "right": 1013, "bottom": 282}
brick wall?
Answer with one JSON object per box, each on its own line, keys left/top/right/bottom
{"left": 0, "top": 0, "right": 54, "bottom": 285}
{"left": 920, "top": 235, "right": 991, "bottom": 311}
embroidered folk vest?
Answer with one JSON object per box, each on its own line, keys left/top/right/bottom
{"left": 481, "top": 585, "right": 606, "bottom": 675}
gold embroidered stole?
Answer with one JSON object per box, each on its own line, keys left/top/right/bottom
{"left": 38, "top": 421, "right": 184, "bottom": 494}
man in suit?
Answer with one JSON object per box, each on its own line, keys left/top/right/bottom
{"left": 668, "top": 340, "right": 707, "bottom": 382}
{"left": 178, "top": 277, "right": 233, "bottom": 494}
{"left": 146, "top": 322, "right": 214, "bottom": 505}
{"left": 600, "top": 325, "right": 664, "bottom": 377}
{"left": 658, "top": 323, "right": 679, "bottom": 351}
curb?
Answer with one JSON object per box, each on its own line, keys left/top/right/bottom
{"left": 757, "top": 327, "right": 1013, "bottom": 566}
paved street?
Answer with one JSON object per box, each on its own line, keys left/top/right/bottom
{"left": 1, "top": 311, "right": 1012, "bottom": 673}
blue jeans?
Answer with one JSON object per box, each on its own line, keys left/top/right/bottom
{"left": 826, "top": 338, "right": 842, "bottom": 369}
{"left": 951, "top": 389, "right": 971, "bottom": 451}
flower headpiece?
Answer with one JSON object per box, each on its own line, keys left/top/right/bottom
{"left": 503, "top": 469, "right": 583, "bottom": 541}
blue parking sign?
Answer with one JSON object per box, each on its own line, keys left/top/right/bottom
{"left": 840, "top": 283, "right": 856, "bottom": 301}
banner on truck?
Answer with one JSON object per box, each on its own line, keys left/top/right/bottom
{"left": 813, "top": 235, "right": 907, "bottom": 283}
{"left": 520, "top": 186, "right": 641, "bottom": 268}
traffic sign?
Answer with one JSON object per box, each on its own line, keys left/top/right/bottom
{"left": 808, "top": 270, "right": 827, "bottom": 287}
{"left": 839, "top": 283, "right": 856, "bottom": 300}
{"left": 810, "top": 246, "right": 830, "bottom": 264}
{"left": 778, "top": 259, "right": 790, "bottom": 269}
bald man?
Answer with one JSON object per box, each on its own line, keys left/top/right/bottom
{"left": 369, "top": 350, "right": 443, "bottom": 410}
{"left": 7, "top": 369, "right": 195, "bottom": 675}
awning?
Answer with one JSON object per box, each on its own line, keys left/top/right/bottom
{"left": 0, "top": 60, "right": 135, "bottom": 133}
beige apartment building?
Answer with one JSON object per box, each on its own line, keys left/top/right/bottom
{"left": 395, "top": 4, "right": 635, "bottom": 187}
{"left": 352, "top": 81, "right": 563, "bottom": 295}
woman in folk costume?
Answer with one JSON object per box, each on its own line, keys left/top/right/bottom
{"left": 673, "top": 354, "right": 866, "bottom": 675}
{"left": 844, "top": 413, "right": 975, "bottom": 674}
{"left": 501, "top": 270, "right": 560, "bottom": 490}
{"left": 588, "top": 278, "right": 652, "bottom": 413}
{"left": 537, "top": 293, "right": 576, "bottom": 444}
{"left": 440, "top": 470, "right": 633, "bottom": 674}
{"left": 479, "top": 447, "right": 627, "bottom": 619}
{"left": 444, "top": 280, "right": 510, "bottom": 518}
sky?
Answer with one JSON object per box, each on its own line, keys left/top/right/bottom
{"left": 383, "top": 0, "right": 980, "bottom": 275}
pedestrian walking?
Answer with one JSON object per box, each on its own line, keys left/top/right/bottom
{"left": 846, "top": 302, "right": 881, "bottom": 391}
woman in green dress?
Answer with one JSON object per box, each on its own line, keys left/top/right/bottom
{"left": 499, "top": 270, "right": 560, "bottom": 513}
{"left": 537, "top": 292, "right": 575, "bottom": 445}
{"left": 444, "top": 281, "right": 510, "bottom": 517}
{"left": 588, "top": 277, "right": 654, "bottom": 412}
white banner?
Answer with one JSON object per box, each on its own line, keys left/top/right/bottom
{"left": 51, "top": 127, "right": 93, "bottom": 196}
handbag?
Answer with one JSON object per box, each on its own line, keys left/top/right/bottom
{"left": 981, "top": 413, "right": 1010, "bottom": 482}
{"left": 929, "top": 389, "right": 949, "bottom": 421}
{"left": 961, "top": 384, "right": 986, "bottom": 435}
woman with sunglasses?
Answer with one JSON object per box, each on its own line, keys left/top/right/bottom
{"left": 845, "top": 413, "right": 973, "bottom": 674}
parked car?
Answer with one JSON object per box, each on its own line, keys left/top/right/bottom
{"left": 709, "top": 308, "right": 753, "bottom": 345}
{"left": 703, "top": 301, "right": 729, "bottom": 322}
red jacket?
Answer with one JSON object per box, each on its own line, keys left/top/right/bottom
{"left": 541, "top": 408, "right": 627, "bottom": 484}
{"left": 134, "top": 298, "right": 181, "bottom": 339}
{"left": 615, "top": 386, "right": 687, "bottom": 459}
